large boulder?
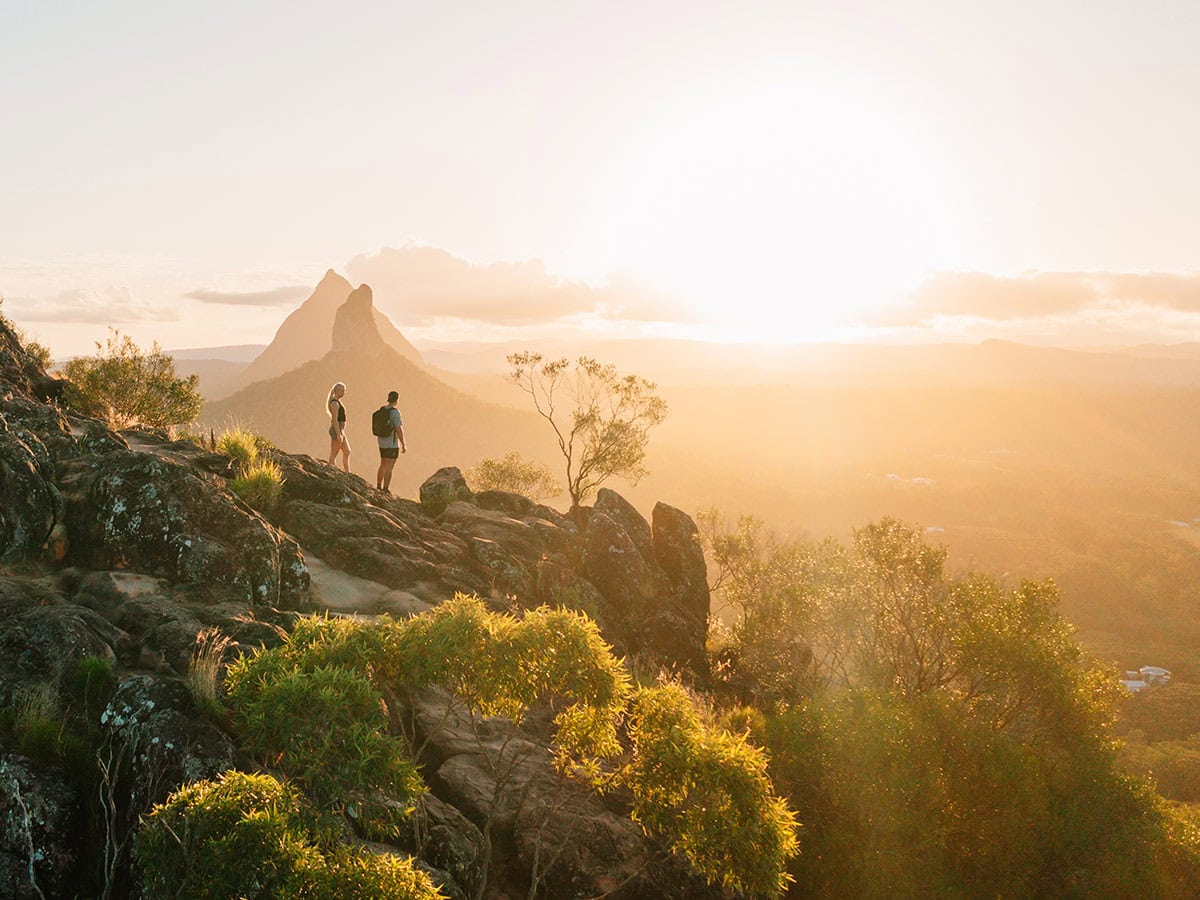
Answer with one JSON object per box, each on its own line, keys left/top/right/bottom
{"left": 0, "top": 754, "right": 83, "bottom": 899}
{"left": 0, "top": 582, "right": 124, "bottom": 710}
{"left": 58, "top": 449, "right": 310, "bottom": 606}
{"left": 594, "top": 488, "right": 654, "bottom": 561}
{"left": 649, "top": 503, "right": 711, "bottom": 673}
{"left": 581, "top": 510, "right": 666, "bottom": 659}
{"left": 420, "top": 467, "right": 473, "bottom": 517}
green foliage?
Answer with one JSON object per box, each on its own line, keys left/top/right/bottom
{"left": 310, "top": 846, "right": 447, "bottom": 899}
{"left": 61, "top": 328, "right": 202, "bottom": 428}
{"left": 507, "top": 352, "right": 668, "bottom": 512}
{"left": 620, "top": 683, "right": 798, "bottom": 897}
{"left": 1121, "top": 737, "right": 1200, "bottom": 802}
{"left": 137, "top": 770, "right": 445, "bottom": 899}
{"left": 225, "top": 602, "right": 800, "bottom": 897}
{"left": 231, "top": 459, "right": 285, "bottom": 510}
{"left": 1118, "top": 682, "right": 1200, "bottom": 742}
{"left": 701, "top": 511, "right": 1200, "bottom": 896}
{"left": 67, "top": 654, "right": 116, "bottom": 721}
{"left": 225, "top": 649, "right": 422, "bottom": 835}
{"left": 465, "top": 451, "right": 561, "bottom": 500}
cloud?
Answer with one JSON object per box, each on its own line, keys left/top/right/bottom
{"left": 184, "top": 285, "right": 310, "bottom": 306}
{"left": 345, "top": 243, "right": 699, "bottom": 325}
{"left": 880, "top": 271, "right": 1200, "bottom": 325}
{"left": 5, "top": 288, "right": 180, "bottom": 324}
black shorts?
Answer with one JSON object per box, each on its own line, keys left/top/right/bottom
{"left": 379, "top": 446, "right": 399, "bottom": 459}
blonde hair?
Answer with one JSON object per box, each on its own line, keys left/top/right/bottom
{"left": 326, "top": 382, "right": 345, "bottom": 414}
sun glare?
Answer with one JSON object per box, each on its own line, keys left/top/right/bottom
{"left": 583, "top": 65, "right": 962, "bottom": 341}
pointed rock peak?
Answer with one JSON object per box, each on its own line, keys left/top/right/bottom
{"left": 331, "top": 284, "right": 384, "bottom": 352}
{"left": 318, "top": 268, "right": 353, "bottom": 290}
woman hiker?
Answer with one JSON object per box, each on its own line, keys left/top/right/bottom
{"left": 327, "top": 381, "right": 350, "bottom": 472}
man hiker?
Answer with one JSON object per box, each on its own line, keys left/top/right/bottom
{"left": 373, "top": 390, "right": 407, "bottom": 493}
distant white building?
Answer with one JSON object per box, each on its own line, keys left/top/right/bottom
{"left": 1139, "top": 666, "right": 1172, "bottom": 685}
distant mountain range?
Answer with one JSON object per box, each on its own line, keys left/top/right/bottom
{"left": 200, "top": 282, "right": 548, "bottom": 497}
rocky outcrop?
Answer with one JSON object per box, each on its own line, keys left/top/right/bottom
{"left": 0, "top": 315, "right": 62, "bottom": 403}
{"left": 0, "top": 317, "right": 718, "bottom": 899}
{"left": 0, "top": 576, "right": 123, "bottom": 710}
{"left": 58, "top": 449, "right": 310, "bottom": 607}
{"left": 419, "top": 466, "right": 474, "bottom": 516}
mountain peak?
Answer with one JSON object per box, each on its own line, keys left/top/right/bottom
{"left": 332, "top": 284, "right": 385, "bottom": 353}
{"left": 319, "top": 268, "right": 353, "bottom": 290}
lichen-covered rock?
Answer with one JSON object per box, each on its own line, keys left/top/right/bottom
{"left": 58, "top": 449, "right": 309, "bottom": 606}
{"left": 0, "top": 754, "right": 82, "bottom": 899}
{"left": 0, "top": 600, "right": 123, "bottom": 710}
{"left": 0, "top": 415, "right": 59, "bottom": 563}
{"left": 420, "top": 467, "right": 473, "bottom": 517}
{"left": 1, "top": 396, "right": 78, "bottom": 465}
{"left": 99, "top": 674, "right": 236, "bottom": 814}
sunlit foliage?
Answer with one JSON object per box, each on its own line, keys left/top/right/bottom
{"left": 702, "top": 512, "right": 1200, "bottom": 895}
{"left": 61, "top": 328, "right": 201, "bottom": 428}
{"left": 465, "top": 450, "right": 560, "bottom": 500}
{"left": 137, "top": 771, "right": 442, "bottom": 899}
{"left": 621, "top": 683, "right": 799, "bottom": 897}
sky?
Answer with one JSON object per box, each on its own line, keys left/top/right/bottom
{"left": 2, "top": 0, "right": 1200, "bottom": 357}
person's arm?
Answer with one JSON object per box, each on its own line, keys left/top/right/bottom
{"left": 329, "top": 400, "right": 342, "bottom": 437}
{"left": 395, "top": 423, "right": 406, "bottom": 453}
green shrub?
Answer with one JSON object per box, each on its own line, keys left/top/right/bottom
{"left": 225, "top": 651, "right": 423, "bottom": 835}
{"left": 138, "top": 771, "right": 322, "bottom": 899}
{"left": 465, "top": 451, "right": 560, "bottom": 500}
{"left": 138, "top": 771, "right": 443, "bottom": 899}
{"left": 231, "top": 460, "right": 284, "bottom": 510}
{"left": 621, "top": 683, "right": 799, "bottom": 897}
{"left": 310, "top": 847, "right": 445, "bottom": 899}
{"left": 61, "top": 329, "right": 201, "bottom": 428}
{"left": 216, "top": 427, "right": 260, "bottom": 472}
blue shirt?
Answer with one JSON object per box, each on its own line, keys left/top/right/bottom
{"left": 376, "top": 406, "right": 403, "bottom": 448}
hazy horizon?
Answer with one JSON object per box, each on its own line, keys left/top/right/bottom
{"left": 4, "top": 1, "right": 1200, "bottom": 357}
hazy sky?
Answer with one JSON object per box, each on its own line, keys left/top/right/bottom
{"left": 3, "top": 0, "right": 1199, "bottom": 356}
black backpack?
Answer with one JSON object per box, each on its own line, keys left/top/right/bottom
{"left": 371, "top": 405, "right": 393, "bottom": 437}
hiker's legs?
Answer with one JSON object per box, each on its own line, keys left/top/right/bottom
{"left": 381, "top": 456, "right": 398, "bottom": 491}
{"left": 376, "top": 456, "right": 388, "bottom": 490}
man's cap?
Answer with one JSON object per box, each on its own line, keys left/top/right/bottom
{"left": 387, "top": 390, "right": 399, "bottom": 403}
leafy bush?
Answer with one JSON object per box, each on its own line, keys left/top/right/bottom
{"left": 138, "top": 771, "right": 442, "bottom": 899}
{"left": 231, "top": 460, "right": 285, "bottom": 510}
{"left": 465, "top": 451, "right": 560, "bottom": 500}
{"left": 621, "top": 683, "right": 799, "bottom": 897}
{"left": 61, "top": 328, "right": 201, "bottom": 428}
{"left": 225, "top": 648, "right": 422, "bottom": 835}
{"left": 310, "top": 846, "right": 446, "bottom": 899}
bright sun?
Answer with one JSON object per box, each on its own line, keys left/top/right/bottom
{"left": 583, "top": 65, "right": 962, "bottom": 341}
